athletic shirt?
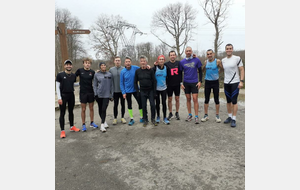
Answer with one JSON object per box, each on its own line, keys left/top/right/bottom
{"left": 165, "top": 60, "right": 182, "bottom": 86}
{"left": 205, "top": 58, "right": 219, "bottom": 81}
{"left": 222, "top": 55, "right": 244, "bottom": 84}
{"left": 75, "top": 68, "right": 95, "bottom": 93}
{"left": 179, "top": 57, "right": 202, "bottom": 83}
{"left": 154, "top": 65, "right": 167, "bottom": 91}
{"left": 56, "top": 71, "right": 76, "bottom": 93}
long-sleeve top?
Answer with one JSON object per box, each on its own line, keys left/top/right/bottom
{"left": 120, "top": 65, "right": 140, "bottom": 94}
{"left": 134, "top": 68, "right": 156, "bottom": 92}
{"left": 109, "top": 66, "right": 124, "bottom": 93}
{"left": 93, "top": 71, "right": 113, "bottom": 98}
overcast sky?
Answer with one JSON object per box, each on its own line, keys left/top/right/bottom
{"left": 55, "top": 0, "right": 245, "bottom": 59}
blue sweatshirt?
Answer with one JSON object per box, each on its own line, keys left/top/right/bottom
{"left": 180, "top": 57, "right": 202, "bottom": 83}
{"left": 120, "top": 65, "right": 140, "bottom": 94}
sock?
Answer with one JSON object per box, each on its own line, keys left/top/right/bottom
{"left": 90, "top": 121, "right": 93, "bottom": 124}
{"left": 139, "top": 109, "right": 143, "bottom": 118}
{"left": 205, "top": 114, "right": 208, "bottom": 116}
{"left": 232, "top": 116, "right": 236, "bottom": 120}
{"left": 83, "top": 123, "right": 85, "bottom": 125}
{"left": 189, "top": 113, "right": 192, "bottom": 116}
{"left": 195, "top": 115, "right": 198, "bottom": 118}
{"left": 228, "top": 113, "right": 232, "bottom": 118}
{"left": 128, "top": 109, "right": 133, "bottom": 119}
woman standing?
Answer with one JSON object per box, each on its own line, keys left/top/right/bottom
{"left": 153, "top": 55, "right": 170, "bottom": 125}
{"left": 93, "top": 62, "right": 114, "bottom": 132}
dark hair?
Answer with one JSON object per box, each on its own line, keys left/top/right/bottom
{"left": 114, "top": 56, "right": 121, "bottom": 60}
{"left": 206, "top": 49, "right": 214, "bottom": 53}
{"left": 225, "top": 44, "right": 234, "bottom": 49}
{"left": 169, "top": 50, "right": 176, "bottom": 56}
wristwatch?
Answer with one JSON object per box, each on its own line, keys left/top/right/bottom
{"left": 240, "top": 80, "right": 244, "bottom": 82}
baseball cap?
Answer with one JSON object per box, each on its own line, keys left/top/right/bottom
{"left": 64, "top": 59, "right": 73, "bottom": 65}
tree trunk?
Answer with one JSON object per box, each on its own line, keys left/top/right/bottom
{"left": 214, "top": 24, "right": 219, "bottom": 58}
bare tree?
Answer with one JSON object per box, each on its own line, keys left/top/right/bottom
{"left": 199, "top": 0, "right": 231, "bottom": 57}
{"left": 90, "top": 14, "right": 125, "bottom": 63}
{"left": 151, "top": 2, "right": 198, "bottom": 59}
{"left": 55, "top": 7, "right": 86, "bottom": 75}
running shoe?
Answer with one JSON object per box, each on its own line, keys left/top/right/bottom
{"left": 215, "top": 115, "right": 221, "bottom": 123}
{"left": 104, "top": 121, "right": 109, "bottom": 128}
{"left": 60, "top": 131, "right": 66, "bottom": 138}
{"left": 163, "top": 118, "right": 170, "bottom": 125}
{"left": 100, "top": 124, "right": 106, "bottom": 132}
{"left": 201, "top": 115, "right": 209, "bottom": 122}
{"left": 175, "top": 112, "right": 180, "bottom": 120}
{"left": 231, "top": 120, "right": 236, "bottom": 128}
{"left": 185, "top": 115, "right": 193, "bottom": 122}
{"left": 140, "top": 118, "right": 144, "bottom": 123}
{"left": 151, "top": 119, "right": 158, "bottom": 126}
{"left": 121, "top": 118, "right": 127, "bottom": 124}
{"left": 143, "top": 121, "right": 148, "bottom": 127}
{"left": 90, "top": 122, "right": 98, "bottom": 129}
{"left": 113, "top": 119, "right": 117, "bottom": 125}
{"left": 156, "top": 116, "right": 160, "bottom": 123}
{"left": 195, "top": 117, "right": 200, "bottom": 124}
{"left": 82, "top": 124, "right": 87, "bottom": 132}
{"left": 167, "top": 112, "right": 174, "bottom": 121}
{"left": 224, "top": 117, "right": 232, "bottom": 124}
{"left": 70, "top": 126, "right": 80, "bottom": 132}
{"left": 128, "top": 119, "right": 135, "bottom": 126}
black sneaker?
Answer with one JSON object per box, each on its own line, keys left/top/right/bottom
{"left": 175, "top": 112, "right": 180, "bottom": 120}
{"left": 231, "top": 120, "right": 236, "bottom": 128}
{"left": 151, "top": 119, "right": 158, "bottom": 126}
{"left": 224, "top": 117, "right": 232, "bottom": 124}
{"left": 167, "top": 112, "right": 174, "bottom": 121}
{"left": 143, "top": 121, "right": 148, "bottom": 127}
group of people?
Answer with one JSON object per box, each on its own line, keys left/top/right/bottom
{"left": 56, "top": 44, "right": 244, "bottom": 139}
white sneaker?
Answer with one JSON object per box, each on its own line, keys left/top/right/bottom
{"left": 215, "top": 116, "right": 221, "bottom": 123}
{"left": 104, "top": 121, "right": 109, "bottom": 128}
{"left": 201, "top": 115, "right": 209, "bottom": 122}
{"left": 100, "top": 124, "right": 106, "bottom": 132}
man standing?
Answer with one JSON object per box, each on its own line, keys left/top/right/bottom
{"left": 201, "top": 49, "right": 223, "bottom": 123}
{"left": 165, "top": 51, "right": 182, "bottom": 120}
{"left": 120, "top": 56, "right": 144, "bottom": 126}
{"left": 180, "top": 46, "right": 203, "bottom": 124}
{"left": 56, "top": 60, "right": 80, "bottom": 138}
{"left": 134, "top": 55, "right": 157, "bottom": 127}
{"left": 75, "top": 58, "right": 98, "bottom": 132}
{"left": 222, "top": 44, "right": 245, "bottom": 128}
{"left": 109, "top": 56, "right": 126, "bottom": 125}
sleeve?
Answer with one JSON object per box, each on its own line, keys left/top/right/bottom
{"left": 110, "top": 74, "right": 114, "bottom": 98}
{"left": 197, "top": 59, "right": 203, "bottom": 83}
{"left": 93, "top": 74, "right": 98, "bottom": 96}
{"left": 75, "top": 69, "right": 80, "bottom": 77}
{"left": 134, "top": 70, "right": 139, "bottom": 92}
{"left": 120, "top": 70, "right": 125, "bottom": 94}
{"left": 238, "top": 57, "right": 244, "bottom": 67}
{"left": 56, "top": 81, "right": 62, "bottom": 100}
{"left": 56, "top": 73, "right": 61, "bottom": 82}
{"left": 109, "top": 69, "right": 115, "bottom": 93}
{"left": 152, "top": 69, "right": 157, "bottom": 93}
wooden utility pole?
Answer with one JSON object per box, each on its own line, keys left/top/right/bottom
{"left": 55, "top": 23, "right": 90, "bottom": 70}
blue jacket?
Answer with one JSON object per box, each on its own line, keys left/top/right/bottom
{"left": 120, "top": 65, "right": 140, "bottom": 94}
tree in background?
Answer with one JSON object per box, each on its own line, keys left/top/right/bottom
{"left": 90, "top": 14, "right": 125, "bottom": 65}
{"left": 199, "top": 0, "right": 232, "bottom": 58}
{"left": 151, "top": 2, "right": 198, "bottom": 60}
{"left": 55, "top": 7, "right": 86, "bottom": 75}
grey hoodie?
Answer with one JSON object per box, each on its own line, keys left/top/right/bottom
{"left": 109, "top": 66, "right": 124, "bottom": 93}
{"left": 93, "top": 71, "right": 114, "bottom": 98}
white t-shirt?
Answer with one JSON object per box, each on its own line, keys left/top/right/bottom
{"left": 222, "top": 55, "right": 243, "bottom": 84}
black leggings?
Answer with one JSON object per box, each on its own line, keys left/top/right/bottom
{"left": 113, "top": 92, "right": 125, "bottom": 118}
{"left": 156, "top": 89, "right": 167, "bottom": 118}
{"left": 140, "top": 90, "right": 156, "bottom": 121}
{"left": 59, "top": 93, "right": 75, "bottom": 131}
{"left": 96, "top": 98, "right": 109, "bottom": 124}
{"left": 204, "top": 80, "right": 220, "bottom": 104}
{"left": 126, "top": 92, "right": 142, "bottom": 110}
